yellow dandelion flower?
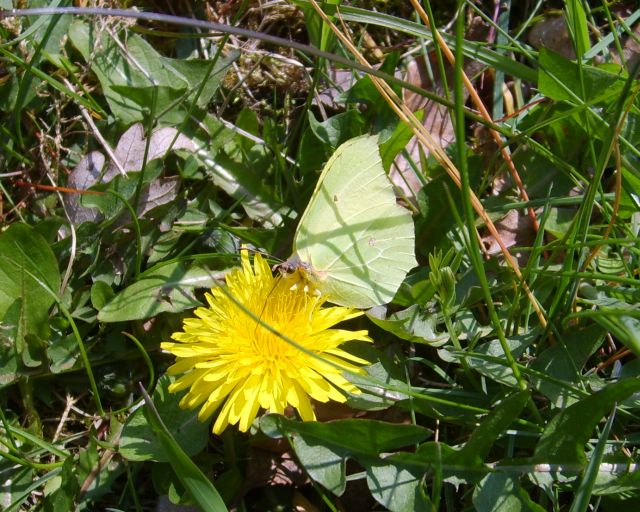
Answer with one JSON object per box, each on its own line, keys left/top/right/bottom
{"left": 160, "top": 249, "right": 372, "bottom": 434}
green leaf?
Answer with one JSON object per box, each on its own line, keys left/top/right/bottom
{"left": 453, "top": 391, "right": 530, "bottom": 466}
{"left": 367, "top": 459, "right": 434, "bottom": 512}
{"left": 538, "top": 48, "right": 625, "bottom": 104}
{"left": 90, "top": 281, "right": 115, "bottom": 310}
{"left": 535, "top": 378, "right": 640, "bottom": 464}
{"left": 260, "top": 415, "right": 430, "bottom": 495}
{"left": 530, "top": 325, "right": 605, "bottom": 407}
{"left": 307, "top": 110, "right": 366, "bottom": 148}
{"left": 0, "top": 223, "right": 61, "bottom": 342}
{"left": 579, "top": 285, "right": 640, "bottom": 357}
{"left": 367, "top": 305, "right": 449, "bottom": 345}
{"left": 168, "top": 55, "right": 238, "bottom": 109}
{"left": 120, "top": 375, "right": 209, "bottom": 462}
{"left": 367, "top": 442, "right": 456, "bottom": 511}
{"left": 46, "top": 334, "right": 79, "bottom": 375}
{"left": 467, "top": 332, "right": 537, "bottom": 387}
{"left": 109, "top": 84, "right": 189, "bottom": 125}
{"left": 68, "top": 21, "right": 236, "bottom": 124}
{"left": 473, "top": 473, "right": 546, "bottom": 512}
{"left": 139, "top": 383, "right": 227, "bottom": 512}
{"left": 97, "top": 263, "right": 222, "bottom": 322}
{"left": 379, "top": 115, "right": 420, "bottom": 171}
{"left": 42, "top": 456, "right": 78, "bottom": 512}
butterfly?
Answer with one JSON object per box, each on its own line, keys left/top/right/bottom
{"left": 283, "top": 135, "right": 416, "bottom": 308}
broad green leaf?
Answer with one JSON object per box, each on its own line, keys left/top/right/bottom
{"left": 544, "top": 207, "right": 577, "bottom": 238}
{"left": 538, "top": 48, "right": 625, "bottom": 104}
{"left": 68, "top": 20, "right": 188, "bottom": 124}
{"left": 120, "top": 375, "right": 208, "bottom": 462}
{"left": 345, "top": 347, "right": 412, "bottom": 410}
{"left": 530, "top": 325, "right": 605, "bottom": 407}
{"left": 42, "top": 456, "right": 77, "bottom": 512}
{"left": 367, "top": 459, "right": 434, "bottom": 512}
{"left": 97, "top": 263, "right": 223, "bottom": 322}
{"left": 46, "top": 334, "right": 79, "bottom": 375}
{"left": 0, "top": 223, "right": 61, "bottom": 342}
{"left": 367, "top": 305, "right": 449, "bottom": 345}
{"left": 90, "top": 281, "right": 115, "bottom": 310}
{"left": 580, "top": 285, "right": 640, "bottom": 357}
{"left": 260, "top": 415, "right": 430, "bottom": 496}
{"left": 473, "top": 473, "right": 546, "bottom": 512}
{"left": 535, "top": 378, "right": 640, "bottom": 464}
{"left": 307, "top": 110, "right": 366, "bottom": 148}
{"left": 109, "top": 85, "right": 189, "bottom": 125}
{"left": 467, "top": 332, "right": 537, "bottom": 387}
{"left": 68, "top": 21, "right": 235, "bottom": 124}
{"left": 367, "top": 442, "right": 456, "bottom": 511}
{"left": 379, "top": 115, "right": 420, "bottom": 171}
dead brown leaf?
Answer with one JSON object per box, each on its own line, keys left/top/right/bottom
{"left": 65, "top": 124, "right": 195, "bottom": 225}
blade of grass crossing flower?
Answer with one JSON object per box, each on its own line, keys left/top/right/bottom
{"left": 569, "top": 412, "right": 615, "bottom": 512}
{"left": 139, "top": 385, "right": 228, "bottom": 512}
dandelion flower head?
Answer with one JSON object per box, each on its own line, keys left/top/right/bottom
{"left": 161, "top": 249, "right": 371, "bottom": 434}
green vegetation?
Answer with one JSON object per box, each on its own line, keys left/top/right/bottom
{"left": 1, "top": 1, "right": 640, "bottom": 510}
